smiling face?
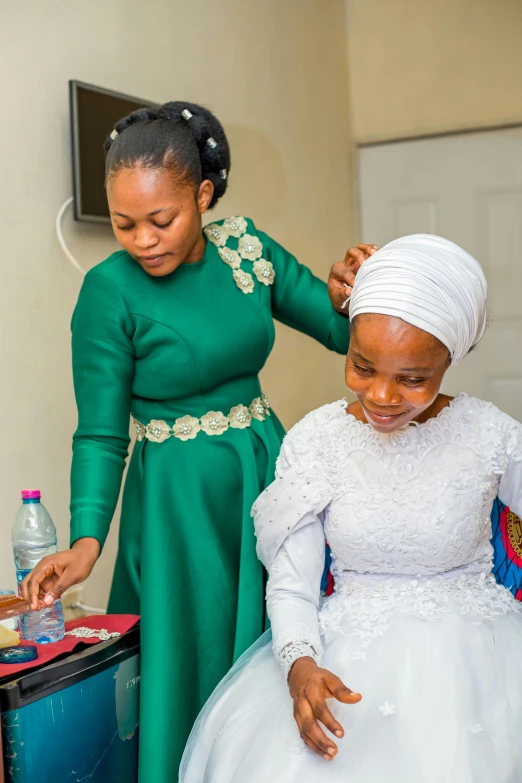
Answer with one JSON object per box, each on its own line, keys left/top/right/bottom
{"left": 107, "top": 166, "right": 214, "bottom": 277}
{"left": 345, "top": 314, "right": 451, "bottom": 433}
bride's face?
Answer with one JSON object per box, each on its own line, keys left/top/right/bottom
{"left": 346, "top": 314, "right": 451, "bottom": 433}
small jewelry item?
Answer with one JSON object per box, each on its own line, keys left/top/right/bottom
{"left": 207, "top": 137, "right": 217, "bottom": 149}
{"left": 181, "top": 109, "right": 193, "bottom": 121}
{"left": 65, "top": 627, "right": 121, "bottom": 642}
{"left": 110, "top": 129, "right": 118, "bottom": 141}
{"left": 220, "top": 169, "right": 228, "bottom": 180}
{"left": 0, "top": 644, "right": 37, "bottom": 664}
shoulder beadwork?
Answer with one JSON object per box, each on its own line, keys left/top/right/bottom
{"left": 275, "top": 401, "right": 355, "bottom": 492}
{"left": 204, "top": 216, "right": 275, "bottom": 293}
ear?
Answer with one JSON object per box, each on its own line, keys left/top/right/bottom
{"left": 197, "top": 179, "right": 215, "bottom": 214}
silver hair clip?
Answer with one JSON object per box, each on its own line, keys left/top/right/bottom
{"left": 207, "top": 137, "right": 217, "bottom": 149}
{"left": 220, "top": 169, "right": 227, "bottom": 180}
{"left": 181, "top": 109, "right": 193, "bottom": 121}
{"left": 110, "top": 129, "right": 118, "bottom": 140}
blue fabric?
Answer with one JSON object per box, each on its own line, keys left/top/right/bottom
{"left": 492, "top": 498, "right": 522, "bottom": 598}
{"left": 321, "top": 546, "right": 332, "bottom": 593}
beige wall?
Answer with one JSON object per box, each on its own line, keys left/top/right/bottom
{"left": 0, "top": 0, "right": 354, "bottom": 607}
{"left": 346, "top": 0, "right": 522, "bottom": 144}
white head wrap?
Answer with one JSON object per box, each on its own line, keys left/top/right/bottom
{"left": 348, "top": 234, "right": 487, "bottom": 365}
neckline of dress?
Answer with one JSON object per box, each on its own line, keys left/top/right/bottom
{"left": 338, "top": 392, "right": 467, "bottom": 436}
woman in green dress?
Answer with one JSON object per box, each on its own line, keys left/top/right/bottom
{"left": 22, "top": 101, "right": 359, "bottom": 780}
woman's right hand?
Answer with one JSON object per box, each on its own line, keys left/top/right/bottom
{"left": 288, "top": 657, "right": 362, "bottom": 761}
{"left": 20, "top": 537, "right": 100, "bottom": 610}
{"left": 328, "top": 243, "right": 379, "bottom": 312}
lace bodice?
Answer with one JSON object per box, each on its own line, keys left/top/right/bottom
{"left": 253, "top": 395, "right": 522, "bottom": 677}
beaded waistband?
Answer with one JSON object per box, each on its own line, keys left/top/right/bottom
{"left": 133, "top": 393, "right": 270, "bottom": 443}
{"left": 333, "top": 567, "right": 495, "bottom": 600}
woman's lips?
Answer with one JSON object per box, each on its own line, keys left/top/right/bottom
{"left": 362, "top": 406, "right": 406, "bottom": 426}
{"left": 139, "top": 254, "right": 168, "bottom": 268}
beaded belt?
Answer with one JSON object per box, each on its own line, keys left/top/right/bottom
{"left": 133, "top": 393, "right": 270, "bottom": 443}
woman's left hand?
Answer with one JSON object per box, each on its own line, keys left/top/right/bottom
{"left": 328, "top": 244, "right": 379, "bottom": 313}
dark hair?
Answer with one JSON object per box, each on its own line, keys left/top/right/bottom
{"left": 103, "top": 101, "right": 230, "bottom": 209}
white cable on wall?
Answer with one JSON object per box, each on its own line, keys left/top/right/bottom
{"left": 55, "top": 203, "right": 105, "bottom": 616}
{"left": 56, "top": 196, "right": 87, "bottom": 276}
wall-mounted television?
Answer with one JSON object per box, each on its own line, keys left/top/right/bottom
{"left": 69, "top": 80, "right": 159, "bottom": 223}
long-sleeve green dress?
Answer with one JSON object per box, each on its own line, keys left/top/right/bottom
{"left": 70, "top": 216, "right": 349, "bottom": 781}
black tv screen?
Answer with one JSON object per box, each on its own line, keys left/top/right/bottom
{"left": 69, "top": 80, "right": 159, "bottom": 223}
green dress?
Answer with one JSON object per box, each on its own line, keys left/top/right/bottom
{"left": 70, "top": 216, "right": 349, "bottom": 781}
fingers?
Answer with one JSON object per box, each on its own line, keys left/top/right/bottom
{"left": 342, "top": 243, "right": 378, "bottom": 275}
{"left": 324, "top": 672, "right": 362, "bottom": 705}
{"left": 43, "top": 573, "right": 72, "bottom": 606}
{"left": 313, "top": 698, "right": 344, "bottom": 738}
{"left": 332, "top": 243, "right": 379, "bottom": 289}
{"left": 302, "top": 733, "right": 330, "bottom": 759}
{"left": 344, "top": 247, "right": 367, "bottom": 271}
{"left": 331, "top": 260, "right": 356, "bottom": 288}
{"left": 20, "top": 549, "right": 95, "bottom": 611}
{"left": 22, "top": 560, "right": 73, "bottom": 610}
{"left": 292, "top": 668, "right": 362, "bottom": 761}
{"left": 295, "top": 701, "right": 338, "bottom": 760}
{"left": 39, "top": 575, "right": 61, "bottom": 595}
{"left": 22, "top": 562, "right": 60, "bottom": 611}
{"left": 328, "top": 273, "right": 354, "bottom": 313}
{"left": 357, "top": 243, "right": 378, "bottom": 256}
{"left": 333, "top": 684, "right": 362, "bottom": 705}
{"left": 328, "top": 243, "right": 378, "bottom": 313}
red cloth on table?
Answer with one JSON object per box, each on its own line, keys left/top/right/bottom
{"left": 0, "top": 614, "right": 139, "bottom": 679}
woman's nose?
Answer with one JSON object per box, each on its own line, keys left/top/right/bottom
{"left": 134, "top": 227, "right": 159, "bottom": 250}
{"left": 365, "top": 379, "right": 400, "bottom": 406}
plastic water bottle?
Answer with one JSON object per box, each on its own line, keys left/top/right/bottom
{"left": 12, "top": 490, "right": 65, "bottom": 643}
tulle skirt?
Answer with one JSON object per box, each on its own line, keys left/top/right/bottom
{"left": 180, "top": 583, "right": 522, "bottom": 782}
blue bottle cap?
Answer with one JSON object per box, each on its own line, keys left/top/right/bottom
{"left": 0, "top": 645, "right": 38, "bottom": 664}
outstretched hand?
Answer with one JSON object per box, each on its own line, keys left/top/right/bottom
{"left": 288, "top": 656, "right": 362, "bottom": 760}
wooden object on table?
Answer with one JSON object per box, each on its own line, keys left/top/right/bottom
{"left": 0, "top": 595, "right": 30, "bottom": 622}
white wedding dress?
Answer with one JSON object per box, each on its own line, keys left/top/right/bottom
{"left": 180, "top": 394, "right": 522, "bottom": 783}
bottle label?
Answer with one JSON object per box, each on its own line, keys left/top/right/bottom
{"left": 15, "top": 568, "right": 31, "bottom": 589}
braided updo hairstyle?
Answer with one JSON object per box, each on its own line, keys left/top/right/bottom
{"left": 104, "top": 101, "right": 230, "bottom": 209}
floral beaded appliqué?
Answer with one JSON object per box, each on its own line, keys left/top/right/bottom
{"left": 133, "top": 395, "right": 270, "bottom": 443}
{"left": 205, "top": 217, "right": 275, "bottom": 294}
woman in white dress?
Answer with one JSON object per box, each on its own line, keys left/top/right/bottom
{"left": 179, "top": 234, "right": 522, "bottom": 783}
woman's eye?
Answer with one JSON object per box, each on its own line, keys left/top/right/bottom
{"left": 401, "top": 378, "right": 425, "bottom": 386}
{"left": 155, "top": 220, "right": 173, "bottom": 229}
{"left": 354, "top": 364, "right": 373, "bottom": 376}
{"left": 116, "top": 225, "right": 132, "bottom": 231}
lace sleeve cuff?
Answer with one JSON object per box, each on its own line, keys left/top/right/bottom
{"left": 273, "top": 638, "right": 324, "bottom": 680}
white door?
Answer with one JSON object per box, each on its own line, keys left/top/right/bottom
{"left": 359, "top": 128, "right": 522, "bottom": 421}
